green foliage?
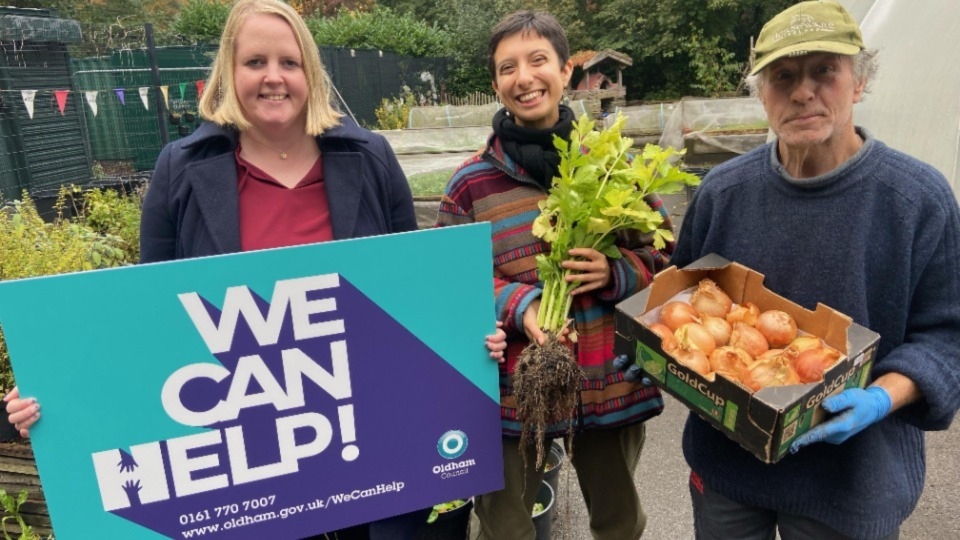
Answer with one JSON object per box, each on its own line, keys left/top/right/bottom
{"left": 0, "top": 189, "right": 139, "bottom": 392}
{"left": 411, "top": 0, "right": 510, "bottom": 95}
{"left": 416, "top": 0, "right": 780, "bottom": 97}
{"left": 686, "top": 30, "right": 743, "bottom": 97}
{"left": 73, "top": 186, "right": 145, "bottom": 264}
{"left": 533, "top": 114, "right": 701, "bottom": 332}
{"left": 0, "top": 488, "right": 40, "bottom": 540}
{"left": 407, "top": 169, "right": 456, "bottom": 198}
{"left": 289, "top": 0, "right": 375, "bottom": 18}
{"left": 426, "top": 499, "right": 467, "bottom": 523}
{"left": 594, "top": 0, "right": 801, "bottom": 98}
{"left": 172, "top": 0, "right": 232, "bottom": 45}
{"left": 306, "top": 7, "right": 453, "bottom": 57}
{"left": 373, "top": 90, "right": 415, "bottom": 130}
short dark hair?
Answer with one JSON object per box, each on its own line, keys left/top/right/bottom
{"left": 487, "top": 11, "right": 570, "bottom": 79}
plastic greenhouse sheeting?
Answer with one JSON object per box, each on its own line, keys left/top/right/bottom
{"left": 377, "top": 126, "right": 489, "bottom": 155}
{"left": 375, "top": 126, "right": 490, "bottom": 177}
{"left": 407, "top": 103, "right": 500, "bottom": 128}
{"left": 658, "top": 97, "right": 769, "bottom": 155}
{"left": 839, "top": 0, "right": 960, "bottom": 196}
{"left": 603, "top": 102, "right": 678, "bottom": 137}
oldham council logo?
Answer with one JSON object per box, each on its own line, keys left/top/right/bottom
{"left": 437, "top": 430, "right": 468, "bottom": 459}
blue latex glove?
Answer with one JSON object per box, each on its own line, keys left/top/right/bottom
{"left": 790, "top": 386, "right": 892, "bottom": 453}
{"left": 613, "top": 354, "right": 651, "bottom": 385}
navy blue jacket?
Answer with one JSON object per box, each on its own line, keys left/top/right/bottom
{"left": 139, "top": 119, "right": 418, "bottom": 263}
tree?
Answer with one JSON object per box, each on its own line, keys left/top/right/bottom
{"left": 584, "top": 0, "right": 801, "bottom": 98}
{"left": 171, "top": 0, "right": 231, "bottom": 44}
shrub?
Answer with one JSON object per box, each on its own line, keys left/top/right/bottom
{"left": 373, "top": 89, "right": 415, "bottom": 130}
{"left": 306, "top": 7, "right": 453, "bottom": 57}
{"left": 0, "top": 190, "right": 136, "bottom": 391}
{"left": 172, "top": 0, "right": 232, "bottom": 44}
{"left": 73, "top": 186, "right": 145, "bottom": 264}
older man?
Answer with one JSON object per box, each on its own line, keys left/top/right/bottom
{"left": 670, "top": 1, "right": 960, "bottom": 539}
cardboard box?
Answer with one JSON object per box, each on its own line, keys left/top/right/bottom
{"left": 614, "top": 254, "right": 880, "bottom": 463}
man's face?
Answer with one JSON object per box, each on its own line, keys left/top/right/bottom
{"left": 760, "top": 53, "right": 866, "bottom": 153}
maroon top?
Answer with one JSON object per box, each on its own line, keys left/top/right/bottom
{"left": 236, "top": 149, "right": 333, "bottom": 252}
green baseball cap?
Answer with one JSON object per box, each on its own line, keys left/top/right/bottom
{"left": 751, "top": 0, "right": 863, "bottom": 75}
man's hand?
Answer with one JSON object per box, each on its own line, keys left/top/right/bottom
{"left": 790, "top": 386, "right": 892, "bottom": 453}
{"left": 613, "top": 354, "right": 651, "bottom": 385}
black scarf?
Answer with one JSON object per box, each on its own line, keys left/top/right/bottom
{"left": 492, "top": 104, "right": 575, "bottom": 190}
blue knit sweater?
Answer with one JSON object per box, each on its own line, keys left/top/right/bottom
{"left": 672, "top": 130, "right": 960, "bottom": 539}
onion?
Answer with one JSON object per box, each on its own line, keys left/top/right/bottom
{"left": 675, "top": 323, "right": 717, "bottom": 356}
{"left": 726, "top": 302, "right": 760, "bottom": 326}
{"left": 690, "top": 279, "right": 733, "bottom": 317}
{"left": 755, "top": 310, "right": 798, "bottom": 348}
{"left": 741, "top": 355, "right": 802, "bottom": 392}
{"left": 676, "top": 349, "right": 711, "bottom": 376}
{"left": 709, "top": 346, "right": 752, "bottom": 381}
{"left": 728, "top": 322, "right": 769, "bottom": 358}
{"left": 756, "top": 348, "right": 792, "bottom": 362}
{"left": 659, "top": 301, "right": 700, "bottom": 331}
{"left": 785, "top": 335, "right": 823, "bottom": 355}
{"left": 700, "top": 315, "right": 732, "bottom": 347}
{"left": 793, "top": 347, "right": 843, "bottom": 383}
{"left": 648, "top": 322, "right": 678, "bottom": 353}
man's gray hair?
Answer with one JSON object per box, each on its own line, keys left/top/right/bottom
{"left": 744, "top": 49, "right": 879, "bottom": 100}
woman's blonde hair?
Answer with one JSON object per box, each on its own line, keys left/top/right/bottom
{"left": 198, "top": 0, "right": 342, "bottom": 135}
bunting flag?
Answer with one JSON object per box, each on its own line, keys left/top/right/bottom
{"left": 85, "top": 91, "right": 99, "bottom": 117}
{"left": 54, "top": 90, "right": 69, "bottom": 115}
{"left": 14, "top": 80, "right": 204, "bottom": 121}
{"left": 21, "top": 89, "right": 36, "bottom": 119}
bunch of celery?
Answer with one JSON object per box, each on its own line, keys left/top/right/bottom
{"left": 532, "top": 114, "right": 701, "bottom": 333}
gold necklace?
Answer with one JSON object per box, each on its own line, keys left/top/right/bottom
{"left": 242, "top": 133, "right": 296, "bottom": 160}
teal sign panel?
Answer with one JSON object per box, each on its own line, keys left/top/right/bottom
{"left": 0, "top": 224, "right": 502, "bottom": 539}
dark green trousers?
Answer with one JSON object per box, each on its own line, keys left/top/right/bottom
{"left": 475, "top": 422, "right": 648, "bottom": 540}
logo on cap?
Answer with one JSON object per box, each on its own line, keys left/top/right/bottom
{"left": 773, "top": 14, "right": 836, "bottom": 43}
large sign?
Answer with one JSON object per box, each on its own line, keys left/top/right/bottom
{"left": 0, "top": 224, "right": 502, "bottom": 539}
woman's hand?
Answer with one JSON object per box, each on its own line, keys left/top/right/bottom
{"left": 522, "top": 299, "right": 548, "bottom": 346}
{"left": 486, "top": 322, "right": 507, "bottom": 363}
{"left": 563, "top": 248, "right": 611, "bottom": 296}
{"left": 3, "top": 387, "right": 39, "bottom": 439}
{"left": 522, "top": 300, "right": 571, "bottom": 345}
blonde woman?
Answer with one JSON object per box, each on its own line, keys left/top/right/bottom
{"left": 6, "top": 1, "right": 506, "bottom": 538}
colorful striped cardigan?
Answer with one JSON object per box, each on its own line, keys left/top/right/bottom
{"left": 436, "top": 134, "right": 668, "bottom": 437}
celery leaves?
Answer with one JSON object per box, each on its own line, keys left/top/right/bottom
{"left": 533, "top": 114, "right": 701, "bottom": 333}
